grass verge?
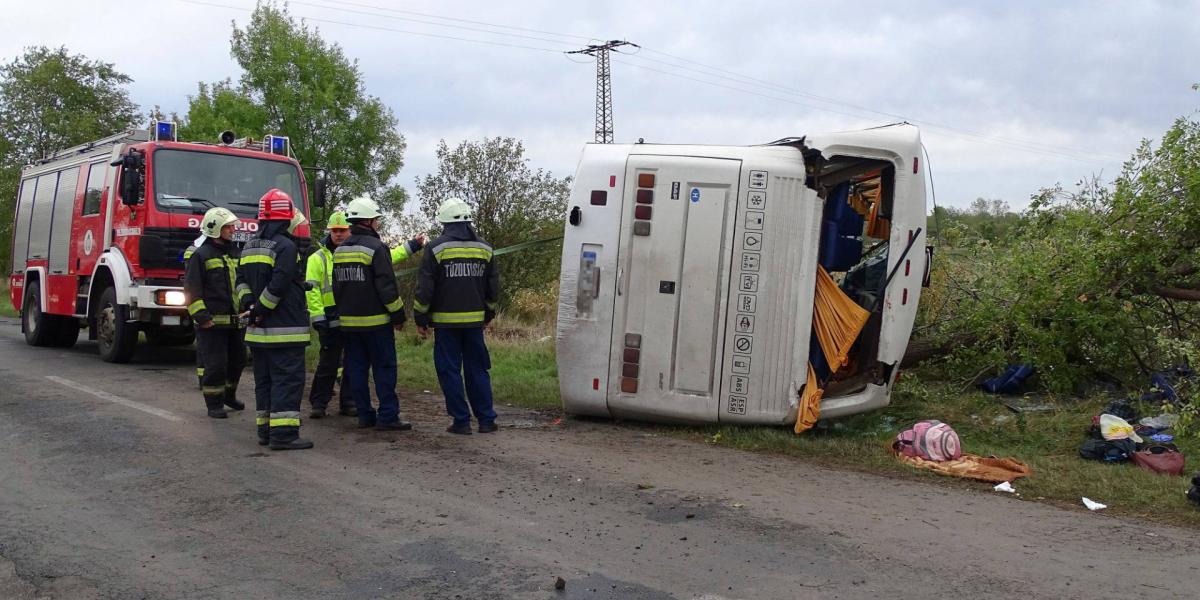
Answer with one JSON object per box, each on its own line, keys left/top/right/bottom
{"left": 0, "top": 280, "right": 17, "bottom": 317}
{"left": 303, "top": 314, "right": 560, "bottom": 410}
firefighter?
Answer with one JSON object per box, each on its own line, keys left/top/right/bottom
{"left": 239, "top": 189, "right": 313, "bottom": 450}
{"left": 414, "top": 198, "right": 500, "bottom": 435}
{"left": 306, "top": 211, "right": 427, "bottom": 419}
{"left": 306, "top": 210, "right": 353, "bottom": 418}
{"left": 184, "top": 207, "right": 249, "bottom": 419}
{"left": 332, "top": 196, "right": 422, "bottom": 431}
{"left": 184, "top": 239, "right": 205, "bottom": 390}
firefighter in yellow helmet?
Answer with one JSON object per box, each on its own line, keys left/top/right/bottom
{"left": 184, "top": 206, "right": 249, "bottom": 418}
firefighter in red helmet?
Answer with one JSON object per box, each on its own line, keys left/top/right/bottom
{"left": 238, "top": 188, "right": 314, "bottom": 450}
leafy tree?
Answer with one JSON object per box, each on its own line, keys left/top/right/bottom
{"left": 416, "top": 137, "right": 570, "bottom": 305}
{"left": 0, "top": 46, "right": 139, "bottom": 270}
{"left": 180, "top": 1, "right": 407, "bottom": 221}
{"left": 915, "top": 116, "right": 1200, "bottom": 396}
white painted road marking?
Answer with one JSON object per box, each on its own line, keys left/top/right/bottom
{"left": 46, "top": 376, "right": 183, "bottom": 422}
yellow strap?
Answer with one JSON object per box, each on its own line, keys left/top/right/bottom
{"left": 269, "top": 418, "right": 301, "bottom": 427}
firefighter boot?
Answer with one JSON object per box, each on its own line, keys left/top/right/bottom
{"left": 205, "top": 397, "right": 228, "bottom": 419}
{"left": 224, "top": 387, "right": 245, "bottom": 411}
{"left": 269, "top": 437, "right": 314, "bottom": 451}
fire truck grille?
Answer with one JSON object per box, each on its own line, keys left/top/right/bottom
{"left": 141, "top": 227, "right": 195, "bottom": 269}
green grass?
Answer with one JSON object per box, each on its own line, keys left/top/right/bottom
{"left": 312, "top": 320, "right": 1200, "bottom": 527}
{"left": 0, "top": 280, "right": 17, "bottom": 317}
{"left": 303, "top": 321, "right": 560, "bottom": 410}
{"left": 673, "top": 376, "right": 1200, "bottom": 528}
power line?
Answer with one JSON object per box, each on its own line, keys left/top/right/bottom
{"left": 312, "top": 0, "right": 594, "bottom": 43}
{"left": 177, "top": 0, "right": 568, "bottom": 54}
{"left": 175, "top": 0, "right": 1128, "bottom": 164}
{"left": 618, "top": 47, "right": 1127, "bottom": 162}
{"left": 609, "top": 57, "right": 1113, "bottom": 166}
{"left": 289, "top": 0, "right": 584, "bottom": 49}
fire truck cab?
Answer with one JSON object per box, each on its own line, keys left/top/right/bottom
{"left": 7, "top": 123, "right": 317, "bottom": 362}
{"left": 555, "top": 123, "right": 928, "bottom": 426}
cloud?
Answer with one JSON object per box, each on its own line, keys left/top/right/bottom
{"left": 2, "top": 0, "right": 1196, "bottom": 210}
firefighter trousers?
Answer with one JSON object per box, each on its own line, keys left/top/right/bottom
{"left": 434, "top": 327, "right": 496, "bottom": 428}
{"left": 343, "top": 329, "right": 400, "bottom": 426}
{"left": 251, "top": 346, "right": 305, "bottom": 443}
{"left": 196, "top": 327, "right": 247, "bottom": 411}
{"left": 309, "top": 328, "right": 352, "bottom": 412}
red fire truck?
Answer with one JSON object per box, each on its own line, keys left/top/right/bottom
{"left": 7, "top": 122, "right": 321, "bottom": 362}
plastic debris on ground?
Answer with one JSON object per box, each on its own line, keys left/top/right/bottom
{"left": 1140, "top": 414, "right": 1179, "bottom": 430}
{"left": 1082, "top": 497, "right": 1107, "bottom": 511}
{"left": 993, "top": 481, "right": 1016, "bottom": 493}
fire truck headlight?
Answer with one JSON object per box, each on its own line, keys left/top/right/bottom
{"left": 158, "top": 290, "right": 187, "bottom": 306}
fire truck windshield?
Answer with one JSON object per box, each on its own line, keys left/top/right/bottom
{"left": 153, "top": 149, "right": 304, "bottom": 217}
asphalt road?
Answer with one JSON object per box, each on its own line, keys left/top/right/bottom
{"left": 0, "top": 316, "right": 1197, "bottom": 599}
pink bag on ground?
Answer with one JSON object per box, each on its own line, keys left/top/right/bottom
{"left": 894, "top": 420, "right": 963, "bottom": 462}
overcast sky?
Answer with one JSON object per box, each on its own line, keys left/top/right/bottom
{"left": 3, "top": 0, "right": 1198, "bottom": 210}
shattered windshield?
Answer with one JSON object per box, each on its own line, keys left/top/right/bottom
{"left": 153, "top": 149, "right": 304, "bottom": 217}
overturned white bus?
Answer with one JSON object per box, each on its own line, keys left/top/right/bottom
{"left": 555, "top": 123, "right": 929, "bottom": 427}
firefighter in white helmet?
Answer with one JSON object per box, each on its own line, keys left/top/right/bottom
{"left": 415, "top": 198, "right": 500, "bottom": 435}
{"left": 184, "top": 206, "right": 250, "bottom": 418}
{"left": 332, "top": 196, "right": 426, "bottom": 430}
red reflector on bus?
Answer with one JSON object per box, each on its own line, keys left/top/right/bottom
{"left": 592, "top": 378, "right": 600, "bottom": 391}
{"left": 638, "top": 173, "right": 655, "bottom": 188}
{"left": 905, "top": 259, "right": 910, "bottom": 276}
{"left": 913, "top": 156, "right": 919, "bottom": 174}
{"left": 621, "top": 378, "right": 638, "bottom": 394}
{"left": 635, "top": 205, "right": 652, "bottom": 220}
{"left": 609, "top": 175, "right": 616, "bottom": 187}
{"left": 902, "top": 288, "right": 909, "bottom": 305}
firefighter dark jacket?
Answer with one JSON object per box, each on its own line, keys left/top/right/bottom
{"left": 331, "top": 223, "right": 406, "bottom": 332}
{"left": 184, "top": 238, "right": 246, "bottom": 328}
{"left": 414, "top": 222, "right": 500, "bottom": 329}
{"left": 238, "top": 220, "right": 311, "bottom": 347}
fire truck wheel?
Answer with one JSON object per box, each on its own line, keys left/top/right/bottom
{"left": 22, "top": 279, "right": 61, "bottom": 347}
{"left": 96, "top": 287, "right": 138, "bottom": 363}
{"left": 53, "top": 317, "right": 81, "bottom": 348}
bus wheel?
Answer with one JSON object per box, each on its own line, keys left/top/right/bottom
{"left": 22, "top": 279, "right": 60, "bottom": 347}
{"left": 53, "top": 317, "right": 81, "bottom": 348}
{"left": 96, "top": 287, "right": 137, "bottom": 363}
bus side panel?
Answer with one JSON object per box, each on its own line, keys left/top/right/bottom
{"left": 556, "top": 145, "right": 630, "bottom": 417}
{"left": 718, "top": 168, "right": 821, "bottom": 425}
